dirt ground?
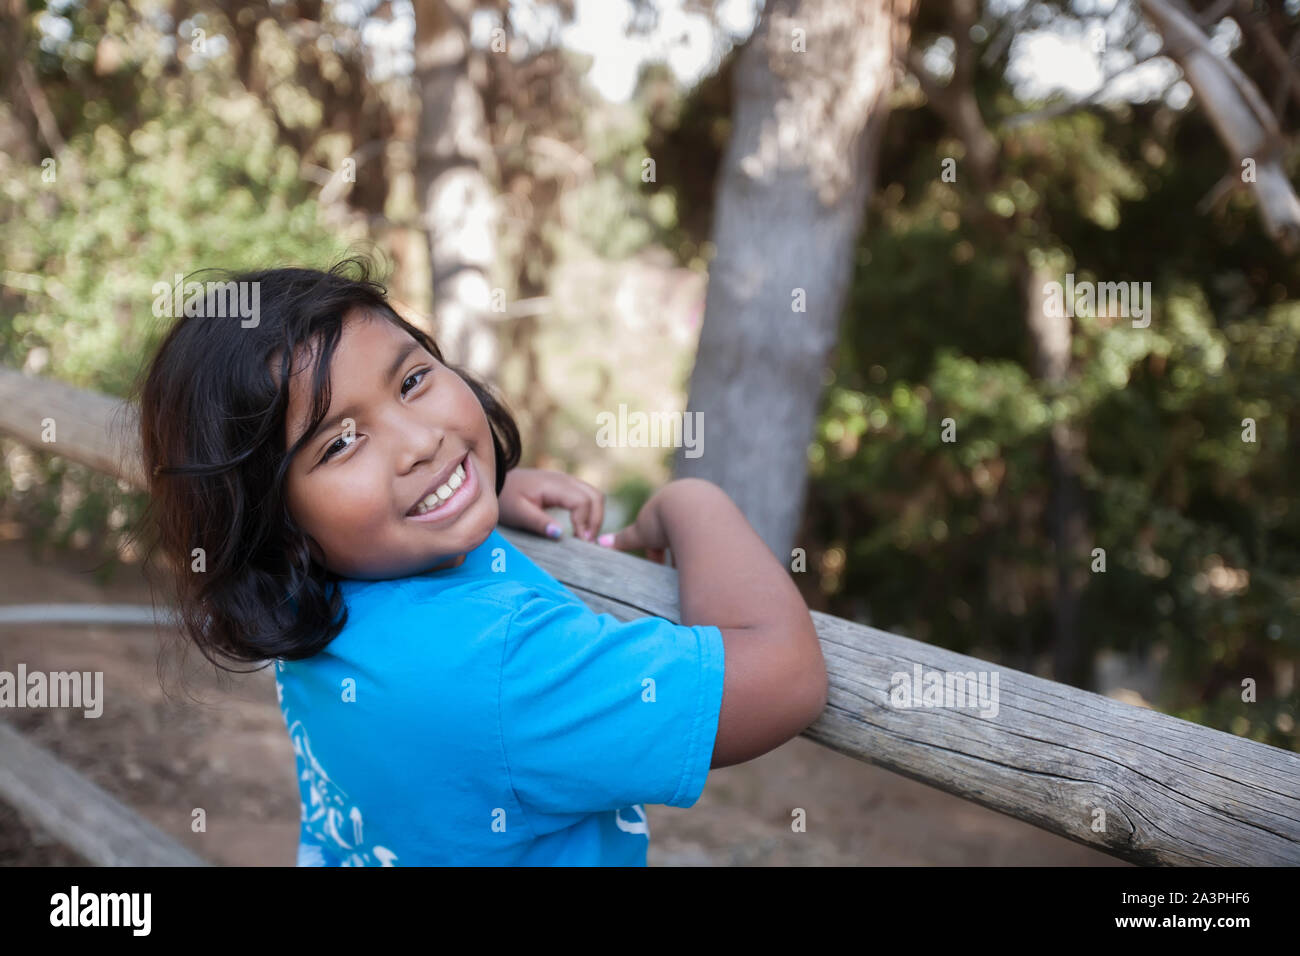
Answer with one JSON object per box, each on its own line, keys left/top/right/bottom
{"left": 0, "top": 534, "right": 1125, "bottom": 867}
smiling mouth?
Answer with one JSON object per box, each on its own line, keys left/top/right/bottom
{"left": 406, "top": 453, "right": 472, "bottom": 518}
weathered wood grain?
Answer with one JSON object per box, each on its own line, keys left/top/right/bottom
{"left": 3, "top": 365, "right": 1299, "bottom": 865}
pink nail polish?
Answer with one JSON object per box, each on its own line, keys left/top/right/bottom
{"left": 597, "top": 533, "right": 614, "bottom": 547}
{"left": 546, "top": 523, "right": 562, "bottom": 539}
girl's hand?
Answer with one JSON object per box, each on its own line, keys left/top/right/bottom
{"left": 498, "top": 467, "right": 605, "bottom": 542}
{"left": 595, "top": 482, "right": 677, "bottom": 565}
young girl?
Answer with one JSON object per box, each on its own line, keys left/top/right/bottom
{"left": 136, "top": 258, "right": 827, "bottom": 866}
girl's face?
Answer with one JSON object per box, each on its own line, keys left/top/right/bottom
{"left": 282, "top": 310, "right": 499, "bottom": 579}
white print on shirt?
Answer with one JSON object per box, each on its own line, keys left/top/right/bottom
{"left": 616, "top": 804, "right": 649, "bottom": 836}
{"left": 276, "top": 661, "right": 398, "bottom": 867}
{"left": 278, "top": 664, "right": 648, "bottom": 859}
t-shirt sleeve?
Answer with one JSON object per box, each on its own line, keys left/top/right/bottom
{"left": 498, "top": 589, "right": 726, "bottom": 816}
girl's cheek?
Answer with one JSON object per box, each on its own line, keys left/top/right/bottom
{"left": 334, "top": 461, "right": 397, "bottom": 524}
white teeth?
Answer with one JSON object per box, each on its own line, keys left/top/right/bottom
{"left": 410, "top": 460, "right": 469, "bottom": 515}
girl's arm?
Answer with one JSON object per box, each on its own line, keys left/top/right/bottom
{"left": 607, "top": 478, "right": 828, "bottom": 769}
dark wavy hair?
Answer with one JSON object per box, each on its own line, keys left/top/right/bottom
{"left": 134, "top": 257, "right": 521, "bottom": 676}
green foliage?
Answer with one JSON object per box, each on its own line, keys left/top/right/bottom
{"left": 0, "top": 15, "right": 352, "bottom": 569}
{"left": 802, "top": 101, "right": 1299, "bottom": 750}
{"left": 559, "top": 98, "right": 679, "bottom": 261}
{"left": 634, "top": 20, "right": 1300, "bottom": 750}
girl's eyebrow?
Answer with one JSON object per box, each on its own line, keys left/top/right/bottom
{"left": 297, "top": 340, "right": 421, "bottom": 449}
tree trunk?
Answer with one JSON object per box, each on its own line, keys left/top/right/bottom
{"left": 675, "top": 0, "right": 916, "bottom": 561}
{"left": 413, "top": 0, "right": 502, "bottom": 377}
{"left": 1022, "top": 261, "right": 1091, "bottom": 687}
{"left": 1, "top": 0, "right": 53, "bottom": 165}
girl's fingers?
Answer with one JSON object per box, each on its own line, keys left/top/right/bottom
{"left": 536, "top": 482, "right": 590, "bottom": 539}
{"left": 564, "top": 480, "right": 603, "bottom": 541}
{"left": 584, "top": 485, "right": 605, "bottom": 542}
{"left": 598, "top": 526, "right": 666, "bottom": 564}
{"left": 510, "top": 498, "right": 559, "bottom": 539}
{"left": 599, "top": 525, "right": 640, "bottom": 552}
{"left": 571, "top": 495, "right": 593, "bottom": 541}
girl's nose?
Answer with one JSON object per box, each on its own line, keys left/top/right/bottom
{"left": 393, "top": 412, "right": 445, "bottom": 473}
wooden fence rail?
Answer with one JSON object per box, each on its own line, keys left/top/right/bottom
{"left": 0, "top": 723, "right": 209, "bottom": 866}
{"left": 1, "top": 366, "right": 1298, "bottom": 866}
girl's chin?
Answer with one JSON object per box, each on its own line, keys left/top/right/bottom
{"left": 424, "top": 552, "right": 466, "bottom": 572}
{"left": 423, "top": 505, "right": 497, "bottom": 554}
{"left": 327, "top": 501, "right": 501, "bottom": 580}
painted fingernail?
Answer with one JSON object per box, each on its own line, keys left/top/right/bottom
{"left": 546, "top": 523, "right": 562, "bottom": 539}
{"left": 582, "top": 529, "right": 593, "bottom": 541}
{"left": 597, "top": 533, "right": 614, "bottom": 547}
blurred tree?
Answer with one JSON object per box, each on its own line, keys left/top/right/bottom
{"left": 650, "top": 0, "right": 1300, "bottom": 749}
{"left": 414, "top": 0, "right": 504, "bottom": 376}
{"left": 816, "top": 0, "right": 1300, "bottom": 743}
{"left": 908, "top": 0, "right": 1096, "bottom": 684}
{"left": 674, "top": 0, "right": 920, "bottom": 563}
{"left": 894, "top": 0, "right": 1300, "bottom": 686}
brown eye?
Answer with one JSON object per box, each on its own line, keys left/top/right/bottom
{"left": 321, "top": 432, "right": 354, "bottom": 462}
{"left": 402, "top": 368, "right": 430, "bottom": 396}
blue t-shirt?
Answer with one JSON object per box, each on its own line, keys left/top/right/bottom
{"left": 272, "top": 527, "right": 726, "bottom": 866}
